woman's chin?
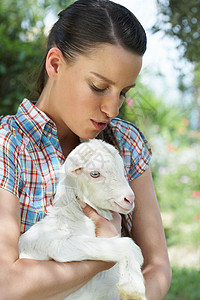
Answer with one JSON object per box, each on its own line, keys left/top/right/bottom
{"left": 79, "top": 131, "right": 100, "bottom": 140}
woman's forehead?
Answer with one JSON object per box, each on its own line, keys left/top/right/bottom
{"left": 66, "top": 44, "right": 142, "bottom": 84}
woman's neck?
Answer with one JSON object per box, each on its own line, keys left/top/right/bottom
{"left": 36, "top": 87, "right": 80, "bottom": 159}
{"left": 59, "top": 132, "right": 80, "bottom": 159}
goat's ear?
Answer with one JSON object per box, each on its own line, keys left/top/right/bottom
{"left": 67, "top": 164, "right": 84, "bottom": 175}
{"left": 64, "top": 157, "right": 84, "bottom": 174}
{"left": 71, "top": 167, "right": 83, "bottom": 174}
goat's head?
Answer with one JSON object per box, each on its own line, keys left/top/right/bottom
{"left": 63, "top": 139, "right": 135, "bottom": 214}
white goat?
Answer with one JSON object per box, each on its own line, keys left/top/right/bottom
{"left": 19, "top": 139, "right": 146, "bottom": 300}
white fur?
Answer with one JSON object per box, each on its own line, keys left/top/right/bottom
{"left": 19, "top": 139, "right": 146, "bottom": 300}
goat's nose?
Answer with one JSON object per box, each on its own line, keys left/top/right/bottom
{"left": 124, "top": 195, "right": 134, "bottom": 205}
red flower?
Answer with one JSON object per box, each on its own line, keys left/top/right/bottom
{"left": 126, "top": 97, "right": 134, "bottom": 108}
{"left": 166, "top": 144, "right": 176, "bottom": 152}
{"left": 192, "top": 190, "right": 200, "bottom": 198}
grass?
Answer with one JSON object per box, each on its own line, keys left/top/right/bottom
{"left": 164, "top": 268, "right": 200, "bottom": 300}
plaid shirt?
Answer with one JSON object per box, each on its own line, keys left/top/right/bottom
{"left": 0, "top": 99, "right": 152, "bottom": 233}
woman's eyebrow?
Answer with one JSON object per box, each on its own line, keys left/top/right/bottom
{"left": 90, "top": 72, "right": 136, "bottom": 88}
{"left": 90, "top": 72, "right": 115, "bottom": 84}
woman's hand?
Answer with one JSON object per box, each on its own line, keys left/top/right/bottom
{"left": 80, "top": 202, "right": 121, "bottom": 238}
{"left": 79, "top": 202, "right": 121, "bottom": 271}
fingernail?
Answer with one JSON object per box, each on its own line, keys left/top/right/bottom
{"left": 79, "top": 201, "right": 86, "bottom": 208}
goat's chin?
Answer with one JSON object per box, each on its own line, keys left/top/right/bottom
{"left": 113, "top": 202, "right": 134, "bottom": 214}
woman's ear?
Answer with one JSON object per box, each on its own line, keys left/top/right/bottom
{"left": 45, "top": 47, "right": 64, "bottom": 79}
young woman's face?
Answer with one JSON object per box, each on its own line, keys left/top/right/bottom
{"left": 45, "top": 44, "right": 142, "bottom": 140}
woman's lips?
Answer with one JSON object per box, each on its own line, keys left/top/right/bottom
{"left": 91, "top": 119, "right": 109, "bottom": 131}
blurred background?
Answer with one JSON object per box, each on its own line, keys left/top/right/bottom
{"left": 0, "top": 0, "right": 199, "bottom": 298}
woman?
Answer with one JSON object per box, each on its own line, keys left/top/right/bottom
{"left": 0, "top": 0, "right": 171, "bottom": 299}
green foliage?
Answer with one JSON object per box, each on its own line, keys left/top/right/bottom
{"left": 0, "top": 0, "right": 46, "bottom": 114}
{"left": 165, "top": 268, "right": 200, "bottom": 300}
{"left": 152, "top": 0, "right": 200, "bottom": 129}
{"left": 153, "top": 0, "right": 200, "bottom": 64}
{"left": 157, "top": 155, "right": 200, "bottom": 247}
{"left": 120, "top": 82, "right": 188, "bottom": 147}
{"left": 0, "top": 0, "right": 74, "bottom": 115}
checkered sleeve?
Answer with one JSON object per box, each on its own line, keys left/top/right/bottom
{"left": 111, "top": 118, "right": 152, "bottom": 181}
{"left": 128, "top": 124, "right": 152, "bottom": 180}
{"left": 0, "top": 130, "right": 21, "bottom": 197}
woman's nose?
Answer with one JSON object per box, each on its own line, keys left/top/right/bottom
{"left": 100, "top": 96, "right": 121, "bottom": 118}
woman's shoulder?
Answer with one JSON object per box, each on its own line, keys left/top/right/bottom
{"left": 0, "top": 115, "right": 15, "bottom": 139}
{"left": 110, "top": 117, "right": 151, "bottom": 153}
{"left": 110, "top": 117, "right": 142, "bottom": 135}
{"left": 0, "top": 114, "right": 22, "bottom": 153}
{"left": 110, "top": 118, "right": 152, "bottom": 180}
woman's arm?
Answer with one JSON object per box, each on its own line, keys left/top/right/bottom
{"left": 130, "top": 167, "right": 172, "bottom": 300}
{"left": 0, "top": 188, "right": 119, "bottom": 300}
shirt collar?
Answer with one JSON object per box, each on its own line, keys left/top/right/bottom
{"left": 15, "top": 98, "right": 58, "bottom": 146}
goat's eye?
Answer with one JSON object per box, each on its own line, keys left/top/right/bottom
{"left": 90, "top": 171, "right": 101, "bottom": 178}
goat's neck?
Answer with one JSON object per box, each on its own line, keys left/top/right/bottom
{"left": 52, "top": 185, "right": 85, "bottom": 221}
{"left": 53, "top": 173, "right": 77, "bottom": 207}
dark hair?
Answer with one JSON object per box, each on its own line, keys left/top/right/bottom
{"left": 34, "top": 0, "right": 146, "bottom": 96}
{"left": 33, "top": 0, "right": 147, "bottom": 236}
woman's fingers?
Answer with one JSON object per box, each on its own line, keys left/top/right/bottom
{"left": 79, "top": 202, "right": 121, "bottom": 238}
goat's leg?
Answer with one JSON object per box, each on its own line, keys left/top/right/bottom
{"left": 117, "top": 255, "right": 146, "bottom": 300}
{"left": 48, "top": 236, "right": 146, "bottom": 300}
{"left": 48, "top": 236, "right": 140, "bottom": 262}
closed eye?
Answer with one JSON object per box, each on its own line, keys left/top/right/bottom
{"left": 90, "top": 83, "right": 107, "bottom": 93}
{"left": 90, "top": 81, "right": 130, "bottom": 99}
{"left": 91, "top": 83, "right": 126, "bottom": 98}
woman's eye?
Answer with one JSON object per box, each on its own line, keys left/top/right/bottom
{"left": 90, "top": 81, "right": 126, "bottom": 98}
{"left": 90, "top": 83, "right": 107, "bottom": 93}
{"left": 90, "top": 171, "right": 101, "bottom": 178}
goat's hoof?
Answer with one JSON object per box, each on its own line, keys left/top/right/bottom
{"left": 119, "top": 289, "right": 146, "bottom": 300}
{"left": 118, "top": 284, "right": 146, "bottom": 300}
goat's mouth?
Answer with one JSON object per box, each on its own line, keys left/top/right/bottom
{"left": 114, "top": 202, "right": 133, "bottom": 214}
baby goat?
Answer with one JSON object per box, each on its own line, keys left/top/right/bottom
{"left": 19, "top": 139, "right": 146, "bottom": 300}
